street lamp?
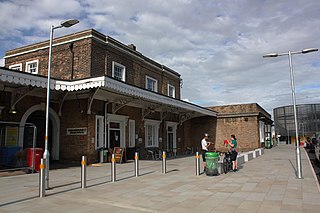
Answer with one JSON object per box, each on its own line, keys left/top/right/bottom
{"left": 263, "top": 48, "right": 318, "bottom": 179}
{"left": 44, "top": 19, "right": 79, "bottom": 189}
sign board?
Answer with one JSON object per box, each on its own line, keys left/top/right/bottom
{"left": 67, "top": 128, "right": 87, "bottom": 136}
{"left": 114, "top": 147, "right": 125, "bottom": 163}
{"left": 5, "top": 127, "right": 19, "bottom": 146}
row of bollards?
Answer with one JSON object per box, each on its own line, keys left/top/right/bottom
{"left": 39, "top": 151, "right": 168, "bottom": 197}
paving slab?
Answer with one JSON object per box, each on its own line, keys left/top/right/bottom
{"left": 1, "top": 144, "right": 320, "bottom": 212}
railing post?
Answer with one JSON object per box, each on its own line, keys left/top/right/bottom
{"left": 196, "top": 152, "right": 200, "bottom": 176}
{"left": 81, "top": 156, "right": 87, "bottom": 189}
{"left": 162, "top": 151, "right": 166, "bottom": 174}
{"left": 111, "top": 153, "right": 116, "bottom": 182}
{"left": 39, "top": 158, "right": 46, "bottom": 197}
{"left": 134, "top": 152, "right": 139, "bottom": 177}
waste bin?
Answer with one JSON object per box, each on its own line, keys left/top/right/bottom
{"left": 99, "top": 148, "right": 108, "bottom": 163}
{"left": 25, "top": 148, "right": 44, "bottom": 172}
{"left": 205, "top": 152, "right": 219, "bottom": 176}
{"left": 266, "top": 140, "right": 272, "bottom": 149}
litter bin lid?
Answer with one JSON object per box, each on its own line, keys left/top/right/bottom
{"left": 205, "top": 152, "right": 219, "bottom": 157}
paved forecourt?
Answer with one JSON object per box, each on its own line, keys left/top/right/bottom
{"left": 0, "top": 144, "right": 320, "bottom": 213}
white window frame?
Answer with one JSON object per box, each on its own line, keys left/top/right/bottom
{"left": 9, "top": 63, "right": 22, "bottom": 71}
{"left": 168, "top": 84, "right": 175, "bottom": 98}
{"left": 129, "top": 120, "right": 136, "bottom": 148}
{"left": 145, "top": 76, "right": 158, "bottom": 92}
{"left": 26, "top": 60, "right": 39, "bottom": 74}
{"left": 112, "top": 61, "right": 126, "bottom": 81}
{"left": 144, "top": 119, "right": 161, "bottom": 147}
{"left": 95, "top": 115, "right": 105, "bottom": 150}
{"left": 259, "top": 121, "right": 265, "bottom": 143}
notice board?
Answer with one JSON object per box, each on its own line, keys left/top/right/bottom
{"left": 114, "top": 147, "right": 125, "bottom": 163}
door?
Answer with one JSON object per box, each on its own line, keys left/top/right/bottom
{"left": 110, "top": 129, "right": 121, "bottom": 148}
{"left": 166, "top": 122, "right": 177, "bottom": 155}
{"left": 109, "top": 122, "right": 121, "bottom": 148}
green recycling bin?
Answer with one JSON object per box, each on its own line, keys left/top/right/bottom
{"left": 205, "top": 152, "right": 219, "bottom": 176}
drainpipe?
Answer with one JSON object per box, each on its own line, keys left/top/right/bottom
{"left": 69, "top": 43, "right": 74, "bottom": 80}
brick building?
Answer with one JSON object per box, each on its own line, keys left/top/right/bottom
{"left": 1, "top": 29, "right": 217, "bottom": 164}
{"left": 208, "top": 103, "right": 273, "bottom": 151}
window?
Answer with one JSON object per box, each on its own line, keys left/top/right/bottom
{"left": 129, "top": 120, "right": 136, "bottom": 148}
{"left": 146, "top": 76, "right": 158, "bottom": 92}
{"left": 144, "top": 119, "right": 160, "bottom": 147}
{"left": 95, "top": 116, "right": 104, "bottom": 149}
{"left": 9, "top": 63, "right": 22, "bottom": 71}
{"left": 168, "top": 84, "right": 175, "bottom": 98}
{"left": 112, "top": 61, "right": 126, "bottom": 81}
{"left": 26, "top": 60, "right": 39, "bottom": 74}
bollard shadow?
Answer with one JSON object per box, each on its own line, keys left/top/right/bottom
{"left": 46, "top": 186, "right": 81, "bottom": 197}
{"left": 166, "top": 169, "right": 179, "bottom": 174}
{"left": 50, "top": 181, "right": 80, "bottom": 189}
{"left": 289, "top": 159, "right": 298, "bottom": 176}
{"left": 0, "top": 196, "right": 39, "bottom": 207}
{"left": 86, "top": 171, "right": 156, "bottom": 188}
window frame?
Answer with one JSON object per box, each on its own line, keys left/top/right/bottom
{"left": 144, "top": 119, "right": 161, "bottom": 148}
{"left": 9, "top": 63, "right": 23, "bottom": 71}
{"left": 129, "top": 120, "right": 136, "bottom": 148}
{"left": 168, "top": 84, "right": 176, "bottom": 98}
{"left": 95, "top": 115, "right": 105, "bottom": 150}
{"left": 145, "top": 76, "right": 158, "bottom": 92}
{"left": 112, "top": 61, "right": 126, "bottom": 81}
{"left": 26, "top": 60, "right": 39, "bottom": 74}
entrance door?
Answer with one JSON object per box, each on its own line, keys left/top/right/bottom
{"left": 166, "top": 122, "right": 177, "bottom": 155}
{"left": 107, "top": 114, "right": 128, "bottom": 148}
{"left": 168, "top": 131, "right": 174, "bottom": 152}
{"left": 110, "top": 129, "right": 121, "bottom": 148}
{"left": 109, "top": 122, "right": 121, "bottom": 148}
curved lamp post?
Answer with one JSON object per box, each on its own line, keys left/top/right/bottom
{"left": 263, "top": 48, "right": 318, "bottom": 179}
{"left": 44, "top": 19, "right": 79, "bottom": 189}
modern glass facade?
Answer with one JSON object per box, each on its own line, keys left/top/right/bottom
{"left": 273, "top": 103, "right": 320, "bottom": 143}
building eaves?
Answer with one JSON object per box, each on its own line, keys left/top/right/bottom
{"left": 0, "top": 67, "right": 216, "bottom": 117}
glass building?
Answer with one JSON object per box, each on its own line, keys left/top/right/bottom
{"left": 273, "top": 103, "right": 320, "bottom": 144}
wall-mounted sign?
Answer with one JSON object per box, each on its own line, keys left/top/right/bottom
{"left": 5, "top": 127, "right": 19, "bottom": 146}
{"left": 67, "top": 127, "right": 88, "bottom": 136}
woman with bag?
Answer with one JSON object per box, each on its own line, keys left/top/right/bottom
{"left": 228, "top": 134, "right": 238, "bottom": 172}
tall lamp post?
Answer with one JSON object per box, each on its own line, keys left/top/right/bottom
{"left": 263, "top": 48, "right": 318, "bottom": 179}
{"left": 44, "top": 19, "right": 79, "bottom": 189}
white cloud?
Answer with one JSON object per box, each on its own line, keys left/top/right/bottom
{"left": 1, "top": 0, "right": 320, "bottom": 116}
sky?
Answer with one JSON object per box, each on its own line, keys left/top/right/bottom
{"left": 1, "top": 0, "right": 320, "bottom": 116}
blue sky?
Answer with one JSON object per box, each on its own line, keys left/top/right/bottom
{"left": 1, "top": 0, "right": 320, "bottom": 115}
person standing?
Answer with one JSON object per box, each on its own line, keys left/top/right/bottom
{"left": 228, "top": 134, "right": 238, "bottom": 172}
{"left": 201, "top": 133, "right": 212, "bottom": 172}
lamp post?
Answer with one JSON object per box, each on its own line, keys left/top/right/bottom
{"left": 44, "top": 19, "right": 79, "bottom": 189}
{"left": 263, "top": 48, "right": 318, "bottom": 179}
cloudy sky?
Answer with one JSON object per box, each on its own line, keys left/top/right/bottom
{"left": 1, "top": 0, "right": 319, "bottom": 115}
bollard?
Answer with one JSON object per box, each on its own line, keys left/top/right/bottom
{"left": 39, "top": 158, "right": 46, "bottom": 197}
{"left": 162, "top": 151, "right": 166, "bottom": 174}
{"left": 134, "top": 152, "right": 139, "bottom": 177}
{"left": 111, "top": 153, "right": 116, "bottom": 182}
{"left": 195, "top": 152, "right": 200, "bottom": 176}
{"left": 81, "top": 156, "right": 87, "bottom": 189}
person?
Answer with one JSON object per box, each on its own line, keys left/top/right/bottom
{"left": 201, "top": 133, "right": 212, "bottom": 172}
{"left": 228, "top": 134, "right": 238, "bottom": 172}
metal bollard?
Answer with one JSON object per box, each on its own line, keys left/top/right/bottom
{"left": 162, "top": 151, "right": 166, "bottom": 174}
{"left": 195, "top": 152, "right": 200, "bottom": 176}
{"left": 39, "top": 158, "right": 46, "bottom": 197}
{"left": 81, "top": 156, "right": 87, "bottom": 189}
{"left": 134, "top": 152, "right": 139, "bottom": 177}
{"left": 111, "top": 153, "right": 116, "bottom": 182}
